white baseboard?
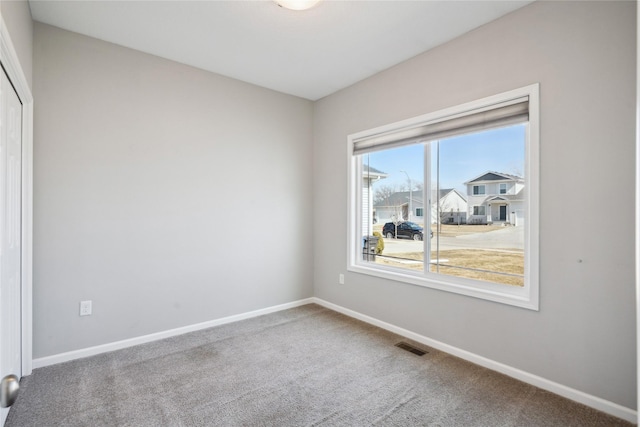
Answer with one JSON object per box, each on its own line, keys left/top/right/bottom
{"left": 32, "top": 298, "right": 315, "bottom": 369}
{"left": 310, "top": 297, "right": 637, "bottom": 424}
{"left": 31, "top": 296, "right": 636, "bottom": 423}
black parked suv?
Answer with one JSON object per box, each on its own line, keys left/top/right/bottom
{"left": 382, "top": 221, "right": 428, "bottom": 241}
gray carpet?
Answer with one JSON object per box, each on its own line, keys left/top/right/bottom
{"left": 5, "top": 304, "right": 632, "bottom": 426}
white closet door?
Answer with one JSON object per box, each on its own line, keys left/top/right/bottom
{"left": 0, "top": 65, "right": 23, "bottom": 425}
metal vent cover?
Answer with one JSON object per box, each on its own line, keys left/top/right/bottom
{"left": 395, "top": 342, "right": 428, "bottom": 356}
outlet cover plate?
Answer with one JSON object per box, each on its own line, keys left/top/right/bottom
{"left": 80, "top": 300, "right": 92, "bottom": 316}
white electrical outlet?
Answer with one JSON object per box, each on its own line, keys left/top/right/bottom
{"left": 339, "top": 274, "right": 345, "bottom": 285}
{"left": 80, "top": 300, "right": 92, "bottom": 316}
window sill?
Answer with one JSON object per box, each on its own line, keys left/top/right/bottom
{"left": 347, "top": 262, "right": 539, "bottom": 311}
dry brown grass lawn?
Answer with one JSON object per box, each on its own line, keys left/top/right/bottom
{"left": 376, "top": 249, "right": 524, "bottom": 287}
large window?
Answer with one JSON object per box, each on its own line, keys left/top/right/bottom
{"left": 473, "top": 206, "right": 486, "bottom": 216}
{"left": 349, "top": 85, "right": 539, "bottom": 310}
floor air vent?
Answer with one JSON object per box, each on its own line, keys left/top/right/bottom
{"left": 395, "top": 342, "right": 427, "bottom": 356}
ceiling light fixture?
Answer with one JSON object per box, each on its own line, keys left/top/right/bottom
{"left": 275, "top": 0, "right": 321, "bottom": 11}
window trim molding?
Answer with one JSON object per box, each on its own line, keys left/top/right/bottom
{"left": 347, "top": 84, "right": 540, "bottom": 311}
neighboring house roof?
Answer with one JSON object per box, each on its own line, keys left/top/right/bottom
{"left": 432, "top": 188, "right": 468, "bottom": 202}
{"left": 363, "top": 165, "right": 388, "bottom": 180}
{"left": 374, "top": 191, "right": 423, "bottom": 207}
{"left": 374, "top": 189, "right": 466, "bottom": 208}
{"left": 465, "top": 171, "right": 523, "bottom": 184}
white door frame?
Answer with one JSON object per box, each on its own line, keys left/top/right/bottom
{"left": 0, "top": 15, "right": 34, "bottom": 377}
{"left": 636, "top": 2, "right": 640, "bottom": 423}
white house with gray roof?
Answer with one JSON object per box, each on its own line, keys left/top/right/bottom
{"left": 374, "top": 191, "right": 422, "bottom": 224}
{"left": 465, "top": 171, "right": 524, "bottom": 225}
{"left": 374, "top": 188, "right": 467, "bottom": 225}
{"left": 432, "top": 188, "right": 468, "bottom": 225}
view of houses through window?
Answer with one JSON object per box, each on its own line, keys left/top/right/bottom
{"left": 363, "top": 123, "right": 526, "bottom": 287}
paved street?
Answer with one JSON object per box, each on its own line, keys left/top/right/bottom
{"left": 382, "top": 226, "right": 524, "bottom": 255}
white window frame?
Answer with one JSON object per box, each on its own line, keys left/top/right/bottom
{"left": 473, "top": 185, "right": 486, "bottom": 195}
{"left": 347, "top": 84, "right": 539, "bottom": 310}
{"left": 500, "top": 183, "right": 507, "bottom": 194}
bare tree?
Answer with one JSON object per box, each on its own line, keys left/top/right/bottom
{"left": 374, "top": 184, "right": 397, "bottom": 205}
{"left": 399, "top": 181, "right": 423, "bottom": 192}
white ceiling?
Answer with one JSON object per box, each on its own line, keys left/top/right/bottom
{"left": 28, "top": 0, "right": 533, "bottom": 101}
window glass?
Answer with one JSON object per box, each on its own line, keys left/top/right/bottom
{"left": 473, "top": 206, "right": 486, "bottom": 216}
{"left": 431, "top": 125, "right": 525, "bottom": 287}
{"left": 361, "top": 124, "right": 524, "bottom": 285}
{"left": 366, "top": 145, "right": 425, "bottom": 272}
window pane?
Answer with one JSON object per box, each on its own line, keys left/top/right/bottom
{"left": 473, "top": 206, "right": 486, "bottom": 216}
{"left": 361, "top": 145, "right": 425, "bottom": 271}
{"left": 430, "top": 124, "right": 525, "bottom": 286}
{"left": 473, "top": 185, "right": 485, "bottom": 195}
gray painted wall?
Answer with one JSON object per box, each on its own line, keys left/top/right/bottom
{"left": 313, "top": 1, "right": 636, "bottom": 410}
{"left": 33, "top": 23, "right": 314, "bottom": 358}
{"left": 1, "top": 0, "right": 33, "bottom": 89}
